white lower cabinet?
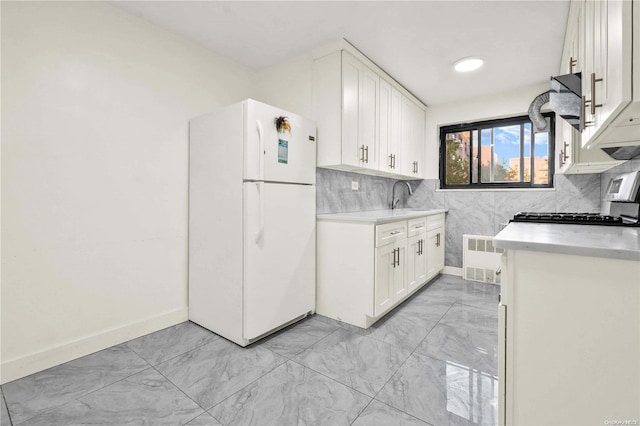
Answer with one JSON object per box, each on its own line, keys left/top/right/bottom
{"left": 498, "top": 249, "right": 640, "bottom": 425}
{"left": 374, "top": 241, "right": 405, "bottom": 317}
{"left": 406, "top": 217, "right": 428, "bottom": 294}
{"left": 406, "top": 234, "right": 426, "bottom": 294}
{"left": 426, "top": 214, "right": 445, "bottom": 279}
{"left": 317, "top": 213, "right": 445, "bottom": 328}
{"left": 426, "top": 228, "right": 444, "bottom": 278}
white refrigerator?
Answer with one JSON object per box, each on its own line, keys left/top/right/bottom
{"left": 188, "top": 99, "right": 316, "bottom": 346}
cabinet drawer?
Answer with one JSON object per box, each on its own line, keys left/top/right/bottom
{"left": 427, "top": 213, "right": 445, "bottom": 231}
{"left": 407, "top": 217, "right": 427, "bottom": 236}
{"left": 376, "top": 221, "right": 407, "bottom": 247}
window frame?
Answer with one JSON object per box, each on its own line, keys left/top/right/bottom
{"left": 439, "top": 113, "right": 555, "bottom": 189}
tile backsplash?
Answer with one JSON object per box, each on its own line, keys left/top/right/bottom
{"left": 317, "top": 167, "right": 602, "bottom": 268}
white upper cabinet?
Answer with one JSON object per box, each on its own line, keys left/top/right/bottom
{"left": 313, "top": 44, "right": 427, "bottom": 179}
{"left": 400, "top": 96, "right": 426, "bottom": 178}
{"left": 379, "top": 79, "right": 401, "bottom": 174}
{"left": 340, "top": 52, "right": 379, "bottom": 170}
{"left": 341, "top": 52, "right": 361, "bottom": 167}
{"left": 556, "top": 1, "right": 622, "bottom": 174}
{"left": 361, "top": 66, "right": 380, "bottom": 170}
{"left": 579, "top": 0, "right": 637, "bottom": 150}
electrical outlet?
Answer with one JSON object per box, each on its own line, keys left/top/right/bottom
{"left": 351, "top": 181, "right": 359, "bottom": 191}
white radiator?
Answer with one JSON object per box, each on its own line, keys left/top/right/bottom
{"left": 462, "top": 234, "right": 503, "bottom": 284}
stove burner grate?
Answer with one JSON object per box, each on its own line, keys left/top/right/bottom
{"left": 511, "top": 212, "right": 629, "bottom": 226}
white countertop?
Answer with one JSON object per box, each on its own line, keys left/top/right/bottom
{"left": 493, "top": 222, "right": 640, "bottom": 261}
{"left": 316, "top": 208, "right": 447, "bottom": 224}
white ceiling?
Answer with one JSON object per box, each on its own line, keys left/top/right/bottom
{"left": 110, "top": 1, "right": 570, "bottom": 106}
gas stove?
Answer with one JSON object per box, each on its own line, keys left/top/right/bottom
{"left": 511, "top": 171, "right": 640, "bottom": 227}
{"left": 511, "top": 212, "right": 631, "bottom": 226}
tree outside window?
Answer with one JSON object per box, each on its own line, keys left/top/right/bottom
{"left": 440, "top": 114, "right": 554, "bottom": 189}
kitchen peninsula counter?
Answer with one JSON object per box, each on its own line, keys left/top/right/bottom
{"left": 495, "top": 222, "right": 640, "bottom": 425}
{"left": 493, "top": 222, "right": 640, "bottom": 261}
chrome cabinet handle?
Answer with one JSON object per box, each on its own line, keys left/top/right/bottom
{"left": 590, "top": 73, "right": 603, "bottom": 115}
{"left": 360, "top": 145, "right": 365, "bottom": 162}
{"left": 388, "top": 154, "right": 393, "bottom": 169}
{"left": 364, "top": 145, "right": 369, "bottom": 163}
{"left": 390, "top": 230, "right": 402, "bottom": 235}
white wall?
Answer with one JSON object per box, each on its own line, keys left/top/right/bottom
{"left": 1, "top": 1, "right": 253, "bottom": 383}
{"left": 252, "top": 52, "right": 316, "bottom": 120}
{"left": 424, "top": 83, "right": 549, "bottom": 178}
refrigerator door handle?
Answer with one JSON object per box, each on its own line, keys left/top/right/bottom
{"left": 255, "top": 182, "right": 264, "bottom": 244}
{"left": 256, "top": 120, "right": 265, "bottom": 181}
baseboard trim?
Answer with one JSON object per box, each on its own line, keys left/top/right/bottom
{"left": 1, "top": 307, "right": 188, "bottom": 384}
{"left": 442, "top": 266, "right": 463, "bottom": 276}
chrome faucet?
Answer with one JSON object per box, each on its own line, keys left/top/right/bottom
{"left": 391, "top": 181, "right": 413, "bottom": 209}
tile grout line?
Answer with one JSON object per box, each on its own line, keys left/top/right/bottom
{"left": 121, "top": 325, "right": 227, "bottom": 425}
{"left": 365, "top": 298, "right": 459, "bottom": 421}
{"left": 360, "top": 399, "right": 437, "bottom": 426}
{"left": 125, "top": 329, "right": 222, "bottom": 373}
{"left": 10, "top": 365, "right": 156, "bottom": 426}
{"left": 199, "top": 350, "right": 290, "bottom": 418}
{"left": 148, "top": 364, "right": 217, "bottom": 426}
{"left": 287, "top": 357, "right": 375, "bottom": 404}
{"left": 6, "top": 347, "right": 153, "bottom": 426}
{"left": 348, "top": 397, "right": 374, "bottom": 426}
{"left": 1, "top": 387, "right": 14, "bottom": 426}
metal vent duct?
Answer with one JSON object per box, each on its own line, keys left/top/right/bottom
{"left": 528, "top": 91, "right": 550, "bottom": 133}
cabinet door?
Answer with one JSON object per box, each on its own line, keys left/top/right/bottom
{"left": 400, "top": 96, "right": 426, "bottom": 178}
{"left": 342, "top": 52, "right": 362, "bottom": 167}
{"left": 426, "top": 227, "right": 444, "bottom": 279}
{"left": 407, "top": 234, "right": 427, "bottom": 293}
{"left": 379, "top": 80, "right": 402, "bottom": 174}
{"left": 361, "top": 66, "right": 379, "bottom": 170}
{"left": 379, "top": 79, "right": 392, "bottom": 173}
{"left": 581, "top": 0, "right": 632, "bottom": 148}
{"left": 392, "top": 243, "right": 407, "bottom": 301}
{"left": 374, "top": 243, "right": 395, "bottom": 317}
{"left": 390, "top": 88, "right": 402, "bottom": 172}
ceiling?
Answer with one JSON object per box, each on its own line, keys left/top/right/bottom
{"left": 110, "top": 1, "right": 570, "bottom": 106}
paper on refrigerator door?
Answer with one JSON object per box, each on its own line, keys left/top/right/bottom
{"left": 278, "top": 139, "right": 288, "bottom": 164}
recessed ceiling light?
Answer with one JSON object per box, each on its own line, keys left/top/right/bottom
{"left": 454, "top": 57, "right": 484, "bottom": 73}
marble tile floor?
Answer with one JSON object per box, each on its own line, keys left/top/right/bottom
{"left": 1, "top": 275, "right": 500, "bottom": 426}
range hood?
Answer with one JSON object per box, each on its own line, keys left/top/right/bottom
{"left": 532, "top": 72, "right": 640, "bottom": 161}
{"left": 528, "top": 72, "right": 582, "bottom": 134}
{"left": 549, "top": 72, "right": 582, "bottom": 131}
{"left": 600, "top": 145, "right": 640, "bottom": 160}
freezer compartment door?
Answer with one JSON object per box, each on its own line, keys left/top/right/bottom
{"left": 243, "top": 182, "right": 315, "bottom": 340}
{"left": 244, "top": 100, "right": 316, "bottom": 184}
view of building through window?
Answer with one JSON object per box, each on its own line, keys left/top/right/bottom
{"left": 440, "top": 115, "right": 553, "bottom": 188}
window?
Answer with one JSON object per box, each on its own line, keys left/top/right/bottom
{"left": 439, "top": 114, "right": 554, "bottom": 189}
